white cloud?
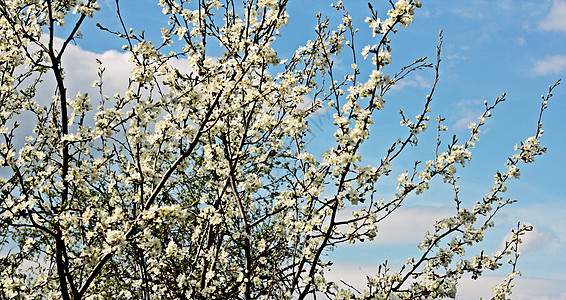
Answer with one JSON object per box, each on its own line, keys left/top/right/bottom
{"left": 499, "top": 202, "right": 566, "bottom": 259}
{"left": 417, "top": 9, "right": 431, "bottom": 18}
{"left": 37, "top": 34, "right": 191, "bottom": 101}
{"left": 29, "top": 35, "right": 133, "bottom": 107}
{"left": 325, "top": 201, "right": 566, "bottom": 297}
{"left": 336, "top": 205, "right": 453, "bottom": 246}
{"left": 391, "top": 73, "right": 431, "bottom": 91}
{"left": 325, "top": 263, "right": 566, "bottom": 299}
{"left": 539, "top": 0, "right": 566, "bottom": 33}
{"left": 452, "top": 99, "right": 484, "bottom": 131}
{"left": 457, "top": 276, "right": 566, "bottom": 300}
{"left": 63, "top": 47, "right": 133, "bottom": 97}
{"left": 452, "top": 8, "right": 484, "bottom": 20}
{"left": 445, "top": 45, "right": 471, "bottom": 62}
{"left": 497, "top": 0, "right": 512, "bottom": 10}
{"left": 533, "top": 55, "right": 566, "bottom": 76}
{"left": 498, "top": 223, "right": 559, "bottom": 253}
{"left": 10, "top": 35, "right": 190, "bottom": 150}
{"left": 370, "top": 205, "right": 453, "bottom": 245}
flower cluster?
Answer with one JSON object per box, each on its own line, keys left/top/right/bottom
{"left": 0, "top": 0, "right": 559, "bottom": 299}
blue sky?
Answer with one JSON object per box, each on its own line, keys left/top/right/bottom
{"left": 52, "top": 0, "right": 566, "bottom": 298}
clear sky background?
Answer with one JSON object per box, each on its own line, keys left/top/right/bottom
{"left": 48, "top": 0, "right": 566, "bottom": 299}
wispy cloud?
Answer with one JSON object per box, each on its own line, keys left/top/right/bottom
{"left": 417, "top": 9, "right": 431, "bottom": 18}
{"left": 539, "top": 0, "right": 566, "bottom": 33}
{"left": 451, "top": 8, "right": 484, "bottom": 20}
{"left": 497, "top": 0, "right": 512, "bottom": 10}
{"left": 533, "top": 55, "right": 566, "bottom": 75}
{"left": 451, "top": 99, "right": 484, "bottom": 131}
{"left": 391, "top": 73, "right": 431, "bottom": 91}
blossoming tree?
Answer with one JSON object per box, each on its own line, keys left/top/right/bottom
{"left": 0, "top": 0, "right": 560, "bottom": 299}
